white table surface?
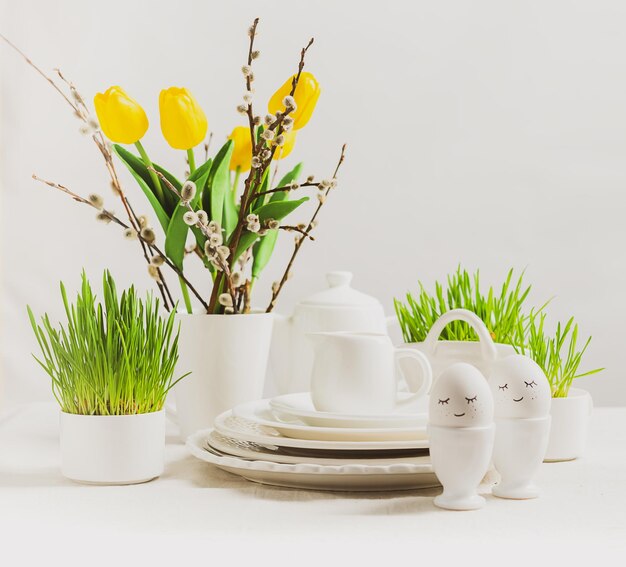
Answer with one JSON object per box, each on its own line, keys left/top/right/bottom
{"left": 1, "top": 402, "right": 625, "bottom": 564}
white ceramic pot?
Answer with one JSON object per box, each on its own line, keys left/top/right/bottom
{"left": 544, "top": 388, "right": 593, "bottom": 462}
{"left": 60, "top": 411, "right": 165, "bottom": 484}
{"left": 406, "top": 309, "right": 516, "bottom": 380}
{"left": 171, "top": 312, "right": 274, "bottom": 441}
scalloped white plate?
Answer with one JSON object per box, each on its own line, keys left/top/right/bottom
{"left": 270, "top": 392, "right": 428, "bottom": 428}
{"left": 214, "top": 410, "right": 429, "bottom": 451}
{"left": 208, "top": 431, "right": 430, "bottom": 466}
{"left": 231, "top": 400, "right": 428, "bottom": 442}
{"left": 188, "top": 430, "right": 439, "bottom": 492}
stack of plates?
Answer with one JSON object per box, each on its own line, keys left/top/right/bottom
{"left": 187, "top": 393, "right": 440, "bottom": 492}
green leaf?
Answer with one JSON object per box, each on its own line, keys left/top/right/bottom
{"left": 252, "top": 165, "right": 271, "bottom": 211}
{"left": 164, "top": 211, "right": 188, "bottom": 271}
{"left": 235, "top": 196, "right": 309, "bottom": 262}
{"left": 252, "top": 230, "right": 278, "bottom": 280}
{"left": 113, "top": 145, "right": 170, "bottom": 232}
{"left": 223, "top": 160, "right": 239, "bottom": 240}
{"left": 202, "top": 140, "right": 234, "bottom": 231}
{"left": 113, "top": 145, "right": 182, "bottom": 215}
{"left": 274, "top": 163, "right": 304, "bottom": 202}
{"left": 189, "top": 158, "right": 213, "bottom": 199}
{"left": 153, "top": 163, "right": 182, "bottom": 214}
{"left": 164, "top": 159, "right": 212, "bottom": 271}
{"left": 251, "top": 163, "right": 303, "bottom": 280}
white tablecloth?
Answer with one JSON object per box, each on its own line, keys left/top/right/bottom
{"left": 1, "top": 403, "right": 624, "bottom": 563}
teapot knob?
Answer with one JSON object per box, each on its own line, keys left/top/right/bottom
{"left": 326, "top": 271, "right": 353, "bottom": 288}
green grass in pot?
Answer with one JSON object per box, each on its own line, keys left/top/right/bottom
{"left": 514, "top": 311, "right": 604, "bottom": 398}
{"left": 394, "top": 267, "right": 543, "bottom": 345}
{"left": 28, "top": 271, "right": 188, "bottom": 415}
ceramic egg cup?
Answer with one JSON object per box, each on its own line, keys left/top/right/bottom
{"left": 488, "top": 354, "right": 552, "bottom": 500}
{"left": 492, "top": 416, "right": 551, "bottom": 499}
{"left": 428, "top": 363, "right": 495, "bottom": 511}
{"left": 429, "top": 424, "right": 495, "bottom": 510}
{"left": 421, "top": 311, "right": 557, "bottom": 509}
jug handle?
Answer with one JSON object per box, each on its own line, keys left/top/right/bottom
{"left": 422, "top": 308, "right": 497, "bottom": 363}
{"left": 394, "top": 348, "right": 433, "bottom": 407}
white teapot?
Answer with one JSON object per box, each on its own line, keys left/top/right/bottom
{"left": 271, "top": 271, "right": 394, "bottom": 394}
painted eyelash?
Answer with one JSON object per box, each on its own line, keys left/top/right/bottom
{"left": 498, "top": 384, "right": 508, "bottom": 390}
{"left": 438, "top": 398, "right": 450, "bottom": 405}
{"left": 524, "top": 380, "right": 537, "bottom": 388}
{"left": 465, "top": 396, "right": 477, "bottom": 404}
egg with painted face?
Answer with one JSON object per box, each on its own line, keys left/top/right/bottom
{"left": 429, "top": 363, "right": 493, "bottom": 428}
{"left": 488, "top": 355, "right": 551, "bottom": 419}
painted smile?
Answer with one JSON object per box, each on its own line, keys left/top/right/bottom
{"left": 513, "top": 397, "right": 524, "bottom": 402}
{"left": 454, "top": 413, "right": 465, "bottom": 417}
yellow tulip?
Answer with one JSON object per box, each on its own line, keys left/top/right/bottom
{"left": 159, "top": 87, "right": 208, "bottom": 150}
{"left": 268, "top": 72, "right": 320, "bottom": 130}
{"left": 228, "top": 126, "right": 253, "bottom": 172}
{"left": 93, "top": 86, "right": 148, "bottom": 144}
{"left": 273, "top": 130, "right": 296, "bottom": 161}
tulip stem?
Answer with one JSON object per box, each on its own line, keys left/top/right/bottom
{"left": 179, "top": 276, "right": 193, "bottom": 314}
{"left": 232, "top": 167, "right": 241, "bottom": 205}
{"left": 187, "top": 149, "right": 196, "bottom": 173}
{"left": 135, "top": 141, "right": 165, "bottom": 203}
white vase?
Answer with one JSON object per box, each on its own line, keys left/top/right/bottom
{"left": 544, "top": 388, "right": 593, "bottom": 462}
{"left": 60, "top": 411, "right": 165, "bottom": 484}
{"left": 171, "top": 312, "right": 274, "bottom": 441}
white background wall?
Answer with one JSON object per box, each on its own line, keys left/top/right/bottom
{"left": 1, "top": 0, "right": 624, "bottom": 406}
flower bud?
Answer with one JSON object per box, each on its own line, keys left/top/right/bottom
{"left": 88, "top": 193, "right": 104, "bottom": 209}
{"left": 96, "top": 212, "right": 112, "bottom": 224}
{"left": 196, "top": 210, "right": 208, "bottom": 225}
{"left": 181, "top": 180, "right": 197, "bottom": 202}
{"left": 159, "top": 87, "right": 208, "bottom": 150}
{"left": 219, "top": 293, "right": 233, "bottom": 307}
{"left": 228, "top": 126, "right": 253, "bottom": 172}
{"left": 140, "top": 227, "right": 156, "bottom": 244}
{"left": 183, "top": 211, "right": 198, "bottom": 226}
{"left": 94, "top": 86, "right": 149, "bottom": 144}
{"left": 268, "top": 72, "right": 320, "bottom": 130}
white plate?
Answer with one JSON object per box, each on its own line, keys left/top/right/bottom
{"left": 208, "top": 431, "right": 430, "bottom": 466}
{"left": 213, "top": 410, "right": 429, "bottom": 451}
{"left": 188, "top": 430, "right": 440, "bottom": 492}
{"left": 270, "top": 392, "right": 428, "bottom": 429}
{"left": 231, "top": 400, "right": 428, "bottom": 442}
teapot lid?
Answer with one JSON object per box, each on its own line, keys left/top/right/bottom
{"left": 300, "top": 271, "right": 382, "bottom": 308}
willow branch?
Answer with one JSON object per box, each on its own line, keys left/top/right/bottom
{"left": 255, "top": 181, "right": 319, "bottom": 198}
{"left": 32, "top": 175, "right": 209, "bottom": 312}
{"left": 229, "top": 30, "right": 315, "bottom": 275}
{"left": 245, "top": 17, "right": 260, "bottom": 148}
{"left": 266, "top": 144, "right": 346, "bottom": 313}
{"left": 0, "top": 35, "right": 174, "bottom": 306}
{"left": 290, "top": 38, "right": 315, "bottom": 96}
{"left": 279, "top": 225, "right": 315, "bottom": 241}
{"left": 0, "top": 33, "right": 77, "bottom": 111}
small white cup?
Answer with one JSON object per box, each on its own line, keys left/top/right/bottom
{"left": 308, "top": 332, "right": 432, "bottom": 415}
